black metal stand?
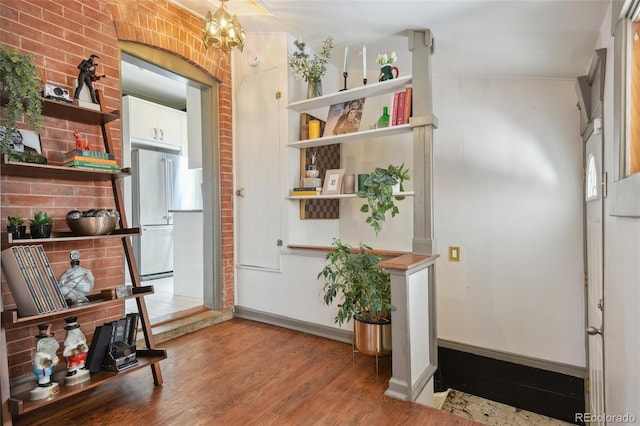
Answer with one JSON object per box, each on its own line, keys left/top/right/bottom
{"left": 363, "top": 78, "right": 367, "bottom": 86}
{"left": 340, "top": 72, "right": 348, "bottom": 91}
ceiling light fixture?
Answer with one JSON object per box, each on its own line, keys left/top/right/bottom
{"left": 201, "top": 0, "right": 245, "bottom": 54}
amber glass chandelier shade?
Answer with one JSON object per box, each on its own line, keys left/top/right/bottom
{"left": 201, "top": 0, "right": 246, "bottom": 54}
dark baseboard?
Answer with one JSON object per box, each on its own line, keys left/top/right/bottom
{"left": 434, "top": 346, "right": 585, "bottom": 424}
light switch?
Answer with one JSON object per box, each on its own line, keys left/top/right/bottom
{"left": 449, "top": 246, "right": 460, "bottom": 262}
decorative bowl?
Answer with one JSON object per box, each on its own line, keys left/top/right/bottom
{"left": 66, "top": 216, "right": 118, "bottom": 236}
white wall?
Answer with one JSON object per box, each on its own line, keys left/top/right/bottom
{"left": 234, "top": 33, "right": 587, "bottom": 367}
{"left": 596, "top": 3, "right": 640, "bottom": 416}
{"left": 433, "top": 75, "right": 585, "bottom": 367}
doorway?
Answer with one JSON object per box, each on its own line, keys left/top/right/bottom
{"left": 119, "top": 42, "right": 223, "bottom": 321}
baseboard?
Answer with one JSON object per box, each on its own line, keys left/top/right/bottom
{"left": 434, "top": 344, "right": 585, "bottom": 424}
{"left": 233, "top": 306, "right": 352, "bottom": 344}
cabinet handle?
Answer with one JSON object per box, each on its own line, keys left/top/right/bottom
{"left": 160, "top": 129, "right": 164, "bottom": 141}
{"left": 153, "top": 128, "right": 158, "bottom": 140}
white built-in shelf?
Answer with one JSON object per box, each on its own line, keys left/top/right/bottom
{"left": 287, "top": 75, "right": 413, "bottom": 112}
{"left": 287, "top": 191, "right": 415, "bottom": 200}
{"left": 288, "top": 124, "right": 412, "bottom": 149}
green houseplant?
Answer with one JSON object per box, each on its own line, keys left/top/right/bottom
{"left": 357, "top": 163, "right": 410, "bottom": 235}
{"left": 318, "top": 238, "right": 394, "bottom": 356}
{"left": 6, "top": 215, "right": 26, "bottom": 239}
{"left": 288, "top": 36, "right": 333, "bottom": 98}
{"left": 0, "top": 43, "right": 43, "bottom": 150}
{"left": 29, "top": 211, "right": 52, "bottom": 239}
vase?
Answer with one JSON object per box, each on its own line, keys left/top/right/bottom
{"left": 307, "top": 78, "right": 322, "bottom": 98}
{"left": 30, "top": 224, "right": 52, "bottom": 239}
{"left": 378, "top": 65, "right": 399, "bottom": 82}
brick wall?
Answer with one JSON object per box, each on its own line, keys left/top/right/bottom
{"left": 0, "top": 0, "right": 234, "bottom": 381}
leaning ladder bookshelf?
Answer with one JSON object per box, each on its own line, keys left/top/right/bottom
{"left": 0, "top": 91, "right": 166, "bottom": 425}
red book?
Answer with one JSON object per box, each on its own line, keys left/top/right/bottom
{"left": 396, "top": 91, "right": 406, "bottom": 126}
{"left": 403, "top": 87, "right": 413, "bottom": 124}
{"left": 391, "top": 91, "right": 401, "bottom": 126}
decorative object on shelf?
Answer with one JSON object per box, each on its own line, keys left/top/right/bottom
{"left": 66, "top": 208, "right": 119, "bottom": 235}
{"left": 317, "top": 238, "right": 394, "bottom": 356}
{"left": 357, "top": 174, "right": 369, "bottom": 192}
{"left": 300, "top": 112, "right": 326, "bottom": 141}
{"left": 63, "top": 316, "right": 90, "bottom": 385}
{"left": 0, "top": 126, "right": 48, "bottom": 164}
{"left": 308, "top": 119, "right": 321, "bottom": 139}
{"left": 377, "top": 51, "right": 398, "bottom": 82}
{"left": 201, "top": 0, "right": 245, "bottom": 54}
{"left": 58, "top": 250, "right": 95, "bottom": 305}
{"left": 341, "top": 45, "right": 349, "bottom": 91}
{"left": 300, "top": 145, "right": 340, "bottom": 219}
{"left": 74, "top": 129, "right": 92, "bottom": 150}
{"left": 357, "top": 163, "right": 410, "bottom": 235}
{"left": 0, "top": 43, "right": 43, "bottom": 149}
{"left": 29, "top": 210, "right": 52, "bottom": 238}
{"left": 362, "top": 45, "right": 367, "bottom": 86}
{"left": 306, "top": 152, "right": 320, "bottom": 178}
{"left": 6, "top": 215, "right": 26, "bottom": 240}
{"left": 288, "top": 36, "right": 334, "bottom": 99}
{"left": 30, "top": 323, "right": 61, "bottom": 401}
{"left": 73, "top": 54, "right": 103, "bottom": 105}
{"left": 343, "top": 174, "right": 356, "bottom": 194}
{"left": 322, "top": 168, "right": 345, "bottom": 195}
{"left": 377, "top": 106, "right": 390, "bottom": 128}
{"left": 325, "top": 98, "right": 366, "bottom": 136}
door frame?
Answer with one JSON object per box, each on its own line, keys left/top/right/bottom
{"left": 119, "top": 41, "right": 223, "bottom": 310}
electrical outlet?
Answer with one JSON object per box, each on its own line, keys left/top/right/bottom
{"left": 449, "top": 246, "right": 460, "bottom": 262}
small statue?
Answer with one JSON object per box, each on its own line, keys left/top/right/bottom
{"left": 73, "top": 54, "right": 105, "bottom": 104}
{"left": 30, "top": 324, "right": 60, "bottom": 401}
{"left": 63, "top": 316, "right": 90, "bottom": 385}
{"left": 73, "top": 129, "right": 91, "bottom": 150}
{"left": 58, "top": 251, "right": 95, "bottom": 305}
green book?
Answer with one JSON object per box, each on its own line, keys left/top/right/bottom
{"left": 62, "top": 160, "right": 120, "bottom": 171}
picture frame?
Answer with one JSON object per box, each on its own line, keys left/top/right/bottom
{"left": 323, "top": 98, "right": 366, "bottom": 137}
{"left": 322, "top": 168, "right": 345, "bottom": 195}
{"left": 0, "top": 126, "right": 43, "bottom": 154}
{"left": 300, "top": 113, "right": 326, "bottom": 140}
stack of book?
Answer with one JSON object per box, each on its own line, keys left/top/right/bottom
{"left": 391, "top": 86, "right": 413, "bottom": 126}
{"left": 1, "top": 245, "right": 69, "bottom": 316}
{"left": 290, "top": 187, "right": 321, "bottom": 196}
{"left": 62, "top": 149, "right": 120, "bottom": 171}
{"left": 86, "top": 312, "right": 140, "bottom": 373}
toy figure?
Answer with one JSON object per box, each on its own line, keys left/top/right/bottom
{"left": 30, "top": 324, "right": 60, "bottom": 400}
{"left": 63, "top": 316, "right": 90, "bottom": 385}
{"left": 74, "top": 129, "right": 91, "bottom": 150}
{"left": 73, "top": 54, "right": 104, "bottom": 104}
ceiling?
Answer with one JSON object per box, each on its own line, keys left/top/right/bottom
{"left": 122, "top": 0, "right": 610, "bottom": 107}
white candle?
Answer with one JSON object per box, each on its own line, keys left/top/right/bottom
{"left": 362, "top": 46, "right": 367, "bottom": 78}
{"left": 344, "top": 46, "right": 349, "bottom": 73}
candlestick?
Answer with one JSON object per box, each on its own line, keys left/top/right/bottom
{"left": 341, "top": 72, "right": 348, "bottom": 91}
{"left": 362, "top": 46, "right": 367, "bottom": 81}
{"left": 344, "top": 46, "right": 349, "bottom": 73}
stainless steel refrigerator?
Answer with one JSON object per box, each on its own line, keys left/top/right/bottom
{"left": 131, "top": 148, "right": 202, "bottom": 278}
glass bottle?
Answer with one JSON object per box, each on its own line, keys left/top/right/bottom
{"left": 58, "top": 250, "right": 95, "bottom": 305}
{"left": 377, "top": 106, "right": 390, "bottom": 128}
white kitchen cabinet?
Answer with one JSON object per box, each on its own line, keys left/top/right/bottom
{"left": 123, "top": 95, "right": 186, "bottom": 151}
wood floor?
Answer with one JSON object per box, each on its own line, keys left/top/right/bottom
{"left": 14, "top": 318, "right": 478, "bottom": 425}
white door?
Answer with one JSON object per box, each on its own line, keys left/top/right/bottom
{"left": 235, "top": 68, "right": 281, "bottom": 270}
{"left": 585, "top": 124, "right": 605, "bottom": 424}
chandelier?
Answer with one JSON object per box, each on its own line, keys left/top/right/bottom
{"left": 201, "top": 0, "right": 246, "bottom": 54}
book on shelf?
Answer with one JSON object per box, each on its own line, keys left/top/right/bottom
{"left": 289, "top": 189, "right": 321, "bottom": 196}
{"left": 20, "top": 246, "right": 57, "bottom": 312}
{"left": 402, "top": 86, "right": 412, "bottom": 124}
{"left": 396, "top": 91, "right": 406, "bottom": 126}
{"left": 112, "top": 318, "right": 128, "bottom": 343}
{"left": 392, "top": 91, "right": 401, "bottom": 126}
{"left": 34, "top": 245, "right": 68, "bottom": 309}
{"left": 62, "top": 159, "right": 121, "bottom": 171}
{"left": 292, "top": 186, "right": 319, "bottom": 191}
{"left": 86, "top": 324, "right": 113, "bottom": 373}
{"left": 65, "top": 149, "right": 114, "bottom": 160}
{"left": 125, "top": 312, "right": 140, "bottom": 345}
{"left": 64, "top": 155, "right": 118, "bottom": 165}
{"left": 1, "top": 246, "right": 45, "bottom": 315}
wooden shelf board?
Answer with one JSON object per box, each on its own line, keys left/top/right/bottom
{"left": 287, "top": 191, "right": 414, "bottom": 200}
{"left": 2, "top": 228, "right": 140, "bottom": 247}
{"left": 287, "top": 124, "right": 412, "bottom": 149}
{"left": 8, "top": 351, "right": 166, "bottom": 415}
{"left": 287, "top": 75, "right": 413, "bottom": 112}
{"left": 1, "top": 155, "right": 130, "bottom": 180}
{"left": 1, "top": 285, "right": 154, "bottom": 326}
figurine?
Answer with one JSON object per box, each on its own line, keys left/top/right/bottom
{"left": 73, "top": 54, "right": 104, "bottom": 104}
{"left": 30, "top": 324, "right": 60, "bottom": 401}
{"left": 63, "top": 316, "right": 90, "bottom": 385}
{"left": 73, "top": 129, "right": 91, "bottom": 150}
{"left": 58, "top": 251, "right": 95, "bottom": 305}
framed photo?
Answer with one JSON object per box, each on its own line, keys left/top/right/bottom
{"left": 300, "top": 113, "right": 326, "bottom": 140}
{"left": 323, "top": 98, "right": 366, "bottom": 137}
{"left": 0, "top": 126, "right": 43, "bottom": 154}
{"left": 322, "top": 168, "right": 345, "bottom": 195}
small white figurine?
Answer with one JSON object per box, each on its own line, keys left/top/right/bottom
{"left": 63, "top": 316, "right": 90, "bottom": 385}
{"left": 30, "top": 324, "right": 60, "bottom": 400}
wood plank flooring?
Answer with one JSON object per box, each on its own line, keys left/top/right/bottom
{"left": 14, "top": 318, "right": 478, "bottom": 425}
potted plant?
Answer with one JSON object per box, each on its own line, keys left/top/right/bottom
{"left": 29, "top": 211, "right": 52, "bottom": 239}
{"left": 357, "top": 163, "right": 410, "bottom": 235}
{"left": 318, "top": 238, "right": 394, "bottom": 356}
{"left": 0, "top": 43, "right": 43, "bottom": 151}
{"left": 6, "top": 215, "right": 26, "bottom": 240}
{"left": 288, "top": 36, "right": 333, "bottom": 98}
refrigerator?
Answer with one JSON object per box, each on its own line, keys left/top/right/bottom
{"left": 131, "top": 148, "right": 203, "bottom": 278}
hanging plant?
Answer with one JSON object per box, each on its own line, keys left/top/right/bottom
{"left": 0, "top": 43, "right": 43, "bottom": 151}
